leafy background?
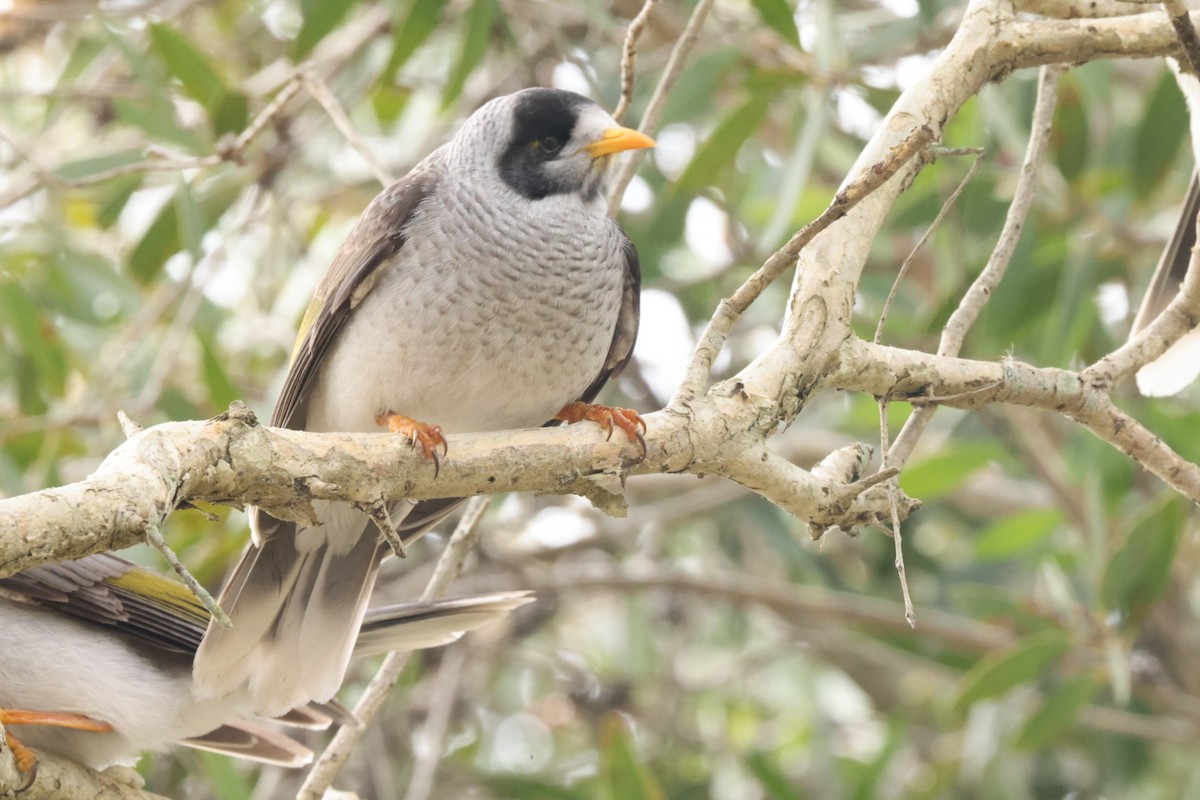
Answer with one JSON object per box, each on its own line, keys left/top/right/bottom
{"left": 2, "top": 0, "right": 1200, "bottom": 798}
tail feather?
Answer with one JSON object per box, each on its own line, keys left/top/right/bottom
{"left": 194, "top": 518, "right": 385, "bottom": 718}
{"left": 353, "top": 591, "right": 535, "bottom": 658}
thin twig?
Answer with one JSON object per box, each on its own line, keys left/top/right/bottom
{"left": 401, "top": 645, "right": 467, "bottom": 800}
{"left": 675, "top": 124, "right": 936, "bottom": 403}
{"left": 608, "top": 0, "right": 717, "bottom": 213}
{"left": 296, "top": 496, "right": 492, "bottom": 800}
{"left": 874, "top": 152, "right": 985, "bottom": 343}
{"left": 1164, "top": 0, "right": 1200, "bottom": 77}
{"left": 612, "top": 0, "right": 661, "bottom": 123}
{"left": 887, "top": 65, "right": 1060, "bottom": 467}
{"left": 877, "top": 400, "right": 916, "bottom": 626}
{"left": 144, "top": 521, "right": 231, "bottom": 629}
{"left": 302, "top": 68, "right": 395, "bottom": 187}
{"left": 0, "top": 68, "right": 307, "bottom": 209}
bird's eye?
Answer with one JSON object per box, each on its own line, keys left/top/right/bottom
{"left": 539, "top": 136, "right": 563, "bottom": 154}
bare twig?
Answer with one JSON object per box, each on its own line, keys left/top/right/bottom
{"left": 876, "top": 399, "right": 916, "bottom": 626}
{"left": 676, "top": 124, "right": 936, "bottom": 403}
{"left": 887, "top": 66, "right": 1060, "bottom": 467}
{"left": 874, "top": 152, "right": 985, "bottom": 343}
{"left": 143, "top": 520, "right": 230, "bottom": 629}
{"left": 608, "top": 0, "right": 716, "bottom": 212}
{"left": 301, "top": 68, "right": 395, "bottom": 187}
{"left": 401, "top": 645, "right": 467, "bottom": 800}
{"left": 1164, "top": 0, "right": 1200, "bottom": 76}
{"left": 612, "top": 0, "right": 661, "bottom": 123}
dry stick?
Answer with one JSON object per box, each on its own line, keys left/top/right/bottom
{"left": 878, "top": 400, "right": 915, "bottom": 626}
{"left": 873, "top": 151, "right": 985, "bottom": 343}
{"left": 0, "top": 71, "right": 305, "bottom": 207}
{"left": 401, "top": 645, "right": 468, "bottom": 800}
{"left": 674, "top": 124, "right": 936, "bottom": 403}
{"left": 1164, "top": 0, "right": 1200, "bottom": 76}
{"left": 607, "top": 0, "right": 716, "bottom": 214}
{"left": 612, "top": 0, "right": 662, "bottom": 124}
{"left": 886, "top": 65, "right": 1061, "bottom": 468}
{"left": 296, "top": 495, "right": 492, "bottom": 800}
{"left": 302, "top": 67, "right": 396, "bottom": 187}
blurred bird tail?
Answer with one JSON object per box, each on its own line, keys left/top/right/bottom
{"left": 193, "top": 527, "right": 383, "bottom": 718}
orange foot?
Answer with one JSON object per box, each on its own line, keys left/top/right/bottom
{"left": 0, "top": 709, "right": 113, "bottom": 790}
{"left": 556, "top": 402, "right": 647, "bottom": 455}
{"left": 375, "top": 412, "right": 448, "bottom": 476}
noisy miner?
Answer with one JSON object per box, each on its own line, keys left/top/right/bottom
{"left": 194, "top": 88, "right": 654, "bottom": 716}
{"left": 0, "top": 551, "right": 530, "bottom": 787}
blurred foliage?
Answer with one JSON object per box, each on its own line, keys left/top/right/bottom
{"left": 2, "top": 0, "right": 1200, "bottom": 799}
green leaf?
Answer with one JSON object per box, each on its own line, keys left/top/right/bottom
{"left": 1131, "top": 69, "right": 1188, "bottom": 198}
{"left": 148, "top": 23, "right": 227, "bottom": 111}
{"left": 953, "top": 629, "right": 1071, "bottom": 713}
{"left": 745, "top": 751, "right": 802, "bottom": 800}
{"left": 148, "top": 23, "right": 247, "bottom": 135}
{"left": 211, "top": 90, "right": 249, "bottom": 137}
{"left": 750, "top": 0, "right": 799, "bottom": 47}
{"left": 294, "top": 0, "right": 362, "bottom": 60}
{"left": 677, "top": 89, "right": 773, "bottom": 192}
{"left": 484, "top": 777, "right": 586, "bottom": 800}
{"left": 1015, "top": 677, "right": 1098, "bottom": 749}
{"left": 387, "top": 0, "right": 449, "bottom": 77}
{"left": 1101, "top": 496, "right": 1186, "bottom": 623}
{"left": 599, "top": 713, "right": 665, "bottom": 800}
{"left": 52, "top": 149, "right": 145, "bottom": 181}
{"left": 443, "top": 0, "right": 497, "bottom": 108}
{"left": 96, "top": 174, "right": 143, "bottom": 229}
{"left": 0, "top": 281, "right": 68, "bottom": 409}
{"left": 899, "top": 441, "right": 1003, "bottom": 500}
{"left": 129, "top": 175, "right": 244, "bottom": 283}
{"left": 1052, "top": 73, "right": 1088, "bottom": 181}
{"left": 198, "top": 332, "right": 240, "bottom": 409}
{"left": 974, "top": 508, "right": 1063, "bottom": 561}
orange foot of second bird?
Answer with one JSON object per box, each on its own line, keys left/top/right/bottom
{"left": 0, "top": 708, "right": 113, "bottom": 790}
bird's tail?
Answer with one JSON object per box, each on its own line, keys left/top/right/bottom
{"left": 193, "top": 526, "right": 383, "bottom": 718}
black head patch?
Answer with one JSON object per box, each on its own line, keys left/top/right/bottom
{"left": 498, "top": 89, "right": 595, "bottom": 200}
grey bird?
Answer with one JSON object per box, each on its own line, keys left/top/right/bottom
{"left": 192, "top": 88, "right": 653, "bottom": 717}
{"left": 0, "top": 552, "right": 531, "bottom": 784}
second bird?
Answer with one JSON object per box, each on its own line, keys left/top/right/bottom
{"left": 193, "top": 88, "right": 654, "bottom": 715}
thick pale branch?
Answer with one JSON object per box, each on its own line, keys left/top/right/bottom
{"left": 830, "top": 340, "right": 1200, "bottom": 500}
{"left": 0, "top": 740, "right": 167, "bottom": 800}
{"left": 0, "top": 396, "right": 905, "bottom": 579}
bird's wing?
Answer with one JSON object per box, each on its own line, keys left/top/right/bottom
{"left": 271, "top": 169, "right": 439, "bottom": 430}
{"left": 352, "top": 591, "right": 534, "bottom": 658}
{"left": 1130, "top": 171, "right": 1200, "bottom": 396}
{"left": 0, "top": 553, "right": 208, "bottom": 654}
{"left": 577, "top": 232, "right": 641, "bottom": 405}
{"left": 253, "top": 169, "right": 439, "bottom": 545}
{"left": 1131, "top": 170, "right": 1200, "bottom": 336}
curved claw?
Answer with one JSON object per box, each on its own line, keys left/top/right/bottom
{"left": 376, "top": 413, "right": 448, "bottom": 476}
{"left": 0, "top": 709, "right": 113, "bottom": 790}
{"left": 555, "top": 402, "right": 647, "bottom": 457}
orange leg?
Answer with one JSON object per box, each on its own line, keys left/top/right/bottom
{"left": 1, "top": 709, "right": 113, "bottom": 790}
{"left": 375, "top": 412, "right": 448, "bottom": 476}
{"left": 555, "top": 402, "right": 647, "bottom": 454}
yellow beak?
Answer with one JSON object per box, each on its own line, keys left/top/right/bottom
{"left": 584, "top": 126, "right": 656, "bottom": 159}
